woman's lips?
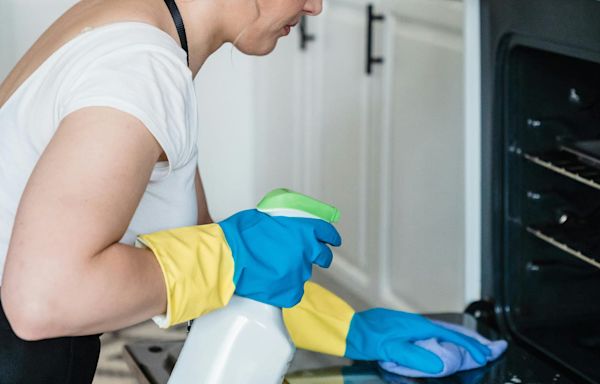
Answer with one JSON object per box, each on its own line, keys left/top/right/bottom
{"left": 282, "top": 20, "right": 299, "bottom": 36}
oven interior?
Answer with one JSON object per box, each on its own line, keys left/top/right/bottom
{"left": 501, "top": 45, "right": 600, "bottom": 383}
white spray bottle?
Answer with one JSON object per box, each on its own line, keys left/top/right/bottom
{"left": 167, "top": 188, "right": 340, "bottom": 384}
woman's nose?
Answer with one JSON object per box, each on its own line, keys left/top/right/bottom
{"left": 303, "top": 0, "right": 323, "bottom": 16}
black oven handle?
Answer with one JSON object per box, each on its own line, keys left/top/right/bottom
{"left": 366, "top": 4, "right": 385, "bottom": 75}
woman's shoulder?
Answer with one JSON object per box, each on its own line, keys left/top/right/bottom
{"left": 57, "top": 23, "right": 188, "bottom": 72}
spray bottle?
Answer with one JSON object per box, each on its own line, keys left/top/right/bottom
{"left": 167, "top": 188, "right": 340, "bottom": 384}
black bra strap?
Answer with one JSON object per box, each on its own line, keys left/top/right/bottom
{"left": 163, "top": 0, "right": 189, "bottom": 65}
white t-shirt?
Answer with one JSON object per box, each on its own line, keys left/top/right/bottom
{"left": 0, "top": 22, "right": 199, "bottom": 282}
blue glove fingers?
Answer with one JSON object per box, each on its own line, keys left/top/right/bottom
{"left": 220, "top": 209, "right": 341, "bottom": 308}
{"left": 305, "top": 218, "right": 342, "bottom": 247}
{"left": 312, "top": 242, "right": 334, "bottom": 268}
{"left": 385, "top": 341, "right": 444, "bottom": 374}
{"left": 436, "top": 329, "right": 490, "bottom": 364}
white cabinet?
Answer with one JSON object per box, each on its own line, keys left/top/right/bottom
{"left": 379, "top": 0, "right": 466, "bottom": 312}
{"left": 198, "top": 0, "right": 469, "bottom": 312}
{"left": 251, "top": 31, "right": 305, "bottom": 199}
{"left": 250, "top": 0, "right": 467, "bottom": 312}
{"left": 304, "top": 0, "right": 383, "bottom": 301}
{"left": 250, "top": 0, "right": 382, "bottom": 299}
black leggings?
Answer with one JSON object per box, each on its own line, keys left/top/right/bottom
{"left": 0, "top": 298, "right": 100, "bottom": 383}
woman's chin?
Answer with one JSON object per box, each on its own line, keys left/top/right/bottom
{"left": 237, "top": 40, "right": 278, "bottom": 56}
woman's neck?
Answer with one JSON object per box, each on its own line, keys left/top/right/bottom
{"left": 167, "top": 0, "right": 227, "bottom": 76}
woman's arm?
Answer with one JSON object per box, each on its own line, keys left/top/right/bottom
{"left": 1, "top": 106, "right": 167, "bottom": 340}
{"left": 283, "top": 282, "right": 492, "bottom": 373}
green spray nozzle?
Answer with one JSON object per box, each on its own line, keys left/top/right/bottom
{"left": 257, "top": 188, "right": 340, "bottom": 224}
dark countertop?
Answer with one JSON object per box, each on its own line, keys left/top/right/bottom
{"left": 123, "top": 313, "right": 575, "bottom": 384}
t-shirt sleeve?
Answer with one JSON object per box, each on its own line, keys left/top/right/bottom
{"left": 58, "top": 47, "right": 195, "bottom": 173}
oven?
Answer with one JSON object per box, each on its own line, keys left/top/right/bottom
{"left": 480, "top": 0, "right": 600, "bottom": 382}
{"left": 123, "top": 1, "right": 600, "bottom": 382}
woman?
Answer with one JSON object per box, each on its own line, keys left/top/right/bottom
{"left": 0, "top": 0, "right": 491, "bottom": 382}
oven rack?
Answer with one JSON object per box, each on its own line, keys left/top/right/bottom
{"left": 524, "top": 151, "right": 600, "bottom": 192}
{"left": 526, "top": 226, "right": 600, "bottom": 270}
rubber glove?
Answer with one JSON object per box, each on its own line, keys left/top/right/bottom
{"left": 378, "top": 320, "right": 507, "bottom": 377}
{"left": 219, "top": 209, "right": 341, "bottom": 307}
{"left": 137, "top": 209, "right": 340, "bottom": 328}
{"left": 345, "top": 309, "right": 492, "bottom": 374}
{"left": 283, "top": 283, "right": 491, "bottom": 375}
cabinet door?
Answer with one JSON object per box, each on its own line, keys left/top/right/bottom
{"left": 252, "top": 28, "right": 307, "bottom": 202}
{"left": 308, "top": 0, "right": 382, "bottom": 299}
{"left": 380, "top": 0, "right": 466, "bottom": 312}
{"left": 197, "top": 25, "right": 307, "bottom": 218}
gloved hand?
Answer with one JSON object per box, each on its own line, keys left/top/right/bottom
{"left": 378, "top": 319, "right": 507, "bottom": 377}
{"left": 137, "top": 209, "right": 341, "bottom": 328}
{"left": 219, "top": 209, "right": 341, "bottom": 307}
{"left": 345, "top": 309, "right": 491, "bottom": 374}
{"left": 283, "top": 283, "right": 493, "bottom": 376}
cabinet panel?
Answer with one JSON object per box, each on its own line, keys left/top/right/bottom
{"left": 383, "top": 3, "right": 465, "bottom": 312}
{"left": 310, "top": 0, "right": 374, "bottom": 277}
{"left": 204, "top": 0, "right": 468, "bottom": 311}
{"left": 252, "top": 32, "right": 305, "bottom": 201}
{"left": 195, "top": 46, "right": 258, "bottom": 218}
{"left": 382, "top": 0, "right": 463, "bottom": 31}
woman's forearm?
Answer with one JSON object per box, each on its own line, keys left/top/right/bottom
{"left": 76, "top": 243, "right": 167, "bottom": 335}
{"left": 2, "top": 243, "right": 167, "bottom": 340}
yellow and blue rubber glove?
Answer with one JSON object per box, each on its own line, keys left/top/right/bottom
{"left": 137, "top": 209, "right": 341, "bottom": 328}
{"left": 219, "top": 209, "right": 341, "bottom": 307}
{"left": 283, "top": 283, "right": 491, "bottom": 374}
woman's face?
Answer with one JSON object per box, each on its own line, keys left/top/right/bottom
{"left": 233, "top": 0, "right": 323, "bottom": 55}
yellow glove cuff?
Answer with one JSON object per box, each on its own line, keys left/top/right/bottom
{"left": 283, "top": 282, "right": 356, "bottom": 356}
{"left": 137, "top": 224, "right": 236, "bottom": 328}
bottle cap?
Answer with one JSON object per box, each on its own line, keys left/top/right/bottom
{"left": 257, "top": 188, "right": 340, "bottom": 223}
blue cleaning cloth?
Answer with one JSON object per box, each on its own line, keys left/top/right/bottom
{"left": 378, "top": 320, "right": 508, "bottom": 378}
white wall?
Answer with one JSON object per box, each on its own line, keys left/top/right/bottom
{"left": 0, "top": 1, "right": 257, "bottom": 221}
{"left": 194, "top": 47, "right": 257, "bottom": 220}
{"left": 0, "top": 1, "right": 77, "bottom": 80}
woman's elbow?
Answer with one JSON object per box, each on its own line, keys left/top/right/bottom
{"left": 1, "top": 285, "right": 62, "bottom": 341}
